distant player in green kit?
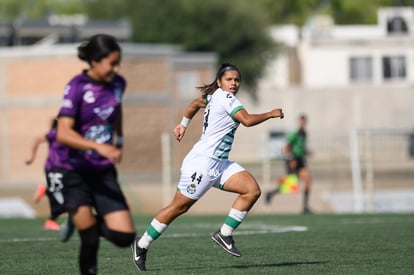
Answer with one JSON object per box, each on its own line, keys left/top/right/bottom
{"left": 266, "top": 114, "right": 313, "bottom": 214}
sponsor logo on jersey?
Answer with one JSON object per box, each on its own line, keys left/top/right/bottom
{"left": 208, "top": 168, "right": 219, "bottom": 178}
{"left": 93, "top": 107, "right": 114, "bottom": 121}
{"left": 83, "top": 90, "right": 95, "bottom": 103}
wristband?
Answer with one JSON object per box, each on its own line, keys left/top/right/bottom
{"left": 180, "top": 117, "right": 191, "bottom": 128}
{"left": 115, "top": 136, "right": 124, "bottom": 147}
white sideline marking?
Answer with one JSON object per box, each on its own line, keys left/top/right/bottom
{"left": 0, "top": 223, "right": 307, "bottom": 243}
{"left": 165, "top": 225, "right": 307, "bottom": 238}
{"left": 340, "top": 218, "right": 385, "bottom": 224}
{"left": 0, "top": 237, "right": 58, "bottom": 243}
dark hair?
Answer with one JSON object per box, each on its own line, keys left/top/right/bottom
{"left": 77, "top": 34, "right": 121, "bottom": 64}
{"left": 197, "top": 62, "right": 241, "bottom": 98}
{"left": 50, "top": 117, "right": 58, "bottom": 129}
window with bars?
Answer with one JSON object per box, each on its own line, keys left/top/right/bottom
{"left": 349, "top": 56, "right": 373, "bottom": 83}
{"left": 382, "top": 55, "right": 406, "bottom": 80}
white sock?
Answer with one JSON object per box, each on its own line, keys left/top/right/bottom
{"left": 138, "top": 232, "right": 153, "bottom": 249}
{"left": 220, "top": 224, "right": 234, "bottom": 236}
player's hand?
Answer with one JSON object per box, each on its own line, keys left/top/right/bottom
{"left": 95, "top": 143, "right": 122, "bottom": 163}
{"left": 271, "top": 108, "right": 284, "bottom": 119}
{"left": 173, "top": 124, "right": 186, "bottom": 142}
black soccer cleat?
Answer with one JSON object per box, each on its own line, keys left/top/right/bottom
{"left": 265, "top": 192, "right": 273, "bottom": 204}
{"left": 131, "top": 237, "right": 148, "bottom": 271}
{"left": 211, "top": 230, "right": 241, "bottom": 257}
{"left": 60, "top": 215, "right": 75, "bottom": 243}
{"left": 303, "top": 207, "right": 313, "bottom": 214}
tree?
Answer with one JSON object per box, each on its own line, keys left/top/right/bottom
{"left": 330, "top": 0, "right": 414, "bottom": 25}
{"left": 259, "top": 0, "right": 414, "bottom": 26}
{"left": 5, "top": 0, "right": 414, "bottom": 96}
{"left": 0, "top": 0, "right": 83, "bottom": 20}
{"left": 82, "top": 0, "right": 129, "bottom": 20}
{"left": 258, "top": 0, "right": 323, "bottom": 26}
{"left": 118, "top": 0, "right": 276, "bottom": 98}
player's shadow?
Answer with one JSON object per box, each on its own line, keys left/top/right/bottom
{"left": 153, "top": 260, "right": 327, "bottom": 272}
{"left": 232, "top": 260, "right": 328, "bottom": 269}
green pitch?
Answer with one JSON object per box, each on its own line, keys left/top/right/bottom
{"left": 1, "top": 213, "right": 413, "bottom": 274}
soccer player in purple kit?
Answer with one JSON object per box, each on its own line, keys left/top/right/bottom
{"left": 25, "top": 118, "right": 69, "bottom": 231}
{"left": 56, "top": 34, "right": 136, "bottom": 275}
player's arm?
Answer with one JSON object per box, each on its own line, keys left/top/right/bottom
{"left": 284, "top": 143, "right": 292, "bottom": 156}
{"left": 173, "top": 97, "right": 206, "bottom": 142}
{"left": 233, "top": 108, "right": 284, "bottom": 127}
{"left": 283, "top": 132, "right": 296, "bottom": 163}
{"left": 57, "top": 116, "right": 121, "bottom": 163}
{"left": 25, "top": 135, "right": 47, "bottom": 165}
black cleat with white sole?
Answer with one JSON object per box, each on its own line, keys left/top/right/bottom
{"left": 211, "top": 230, "right": 241, "bottom": 257}
{"left": 131, "top": 237, "right": 147, "bottom": 271}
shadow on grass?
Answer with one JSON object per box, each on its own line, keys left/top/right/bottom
{"left": 232, "top": 261, "right": 328, "bottom": 269}
{"left": 150, "top": 261, "right": 328, "bottom": 272}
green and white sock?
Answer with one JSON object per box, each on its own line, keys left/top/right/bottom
{"left": 138, "top": 218, "right": 168, "bottom": 249}
{"left": 220, "top": 208, "right": 247, "bottom": 236}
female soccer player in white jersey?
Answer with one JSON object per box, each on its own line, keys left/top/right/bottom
{"left": 132, "top": 63, "right": 284, "bottom": 271}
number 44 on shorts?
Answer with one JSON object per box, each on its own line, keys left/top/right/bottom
{"left": 190, "top": 172, "right": 202, "bottom": 184}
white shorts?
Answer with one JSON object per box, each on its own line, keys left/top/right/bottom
{"left": 177, "top": 151, "right": 245, "bottom": 200}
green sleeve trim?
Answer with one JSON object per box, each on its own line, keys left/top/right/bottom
{"left": 230, "top": 106, "right": 244, "bottom": 117}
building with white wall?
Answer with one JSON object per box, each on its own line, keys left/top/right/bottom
{"left": 265, "top": 7, "right": 414, "bottom": 89}
{"left": 233, "top": 8, "right": 414, "bottom": 214}
{"left": 234, "top": 6, "right": 414, "bottom": 163}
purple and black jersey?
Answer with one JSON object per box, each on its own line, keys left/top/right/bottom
{"left": 45, "top": 128, "right": 73, "bottom": 170}
{"left": 58, "top": 72, "right": 126, "bottom": 169}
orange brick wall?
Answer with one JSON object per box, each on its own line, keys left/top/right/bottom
{"left": 122, "top": 59, "right": 168, "bottom": 93}
{"left": 7, "top": 57, "right": 83, "bottom": 97}
{"left": 0, "top": 49, "right": 215, "bottom": 183}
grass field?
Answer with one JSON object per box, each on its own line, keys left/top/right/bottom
{"left": 0, "top": 213, "right": 413, "bottom": 274}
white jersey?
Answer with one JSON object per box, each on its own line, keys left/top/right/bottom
{"left": 191, "top": 88, "right": 244, "bottom": 160}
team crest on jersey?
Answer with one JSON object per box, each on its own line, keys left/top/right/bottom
{"left": 186, "top": 183, "right": 196, "bottom": 194}
{"left": 94, "top": 107, "right": 114, "bottom": 121}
